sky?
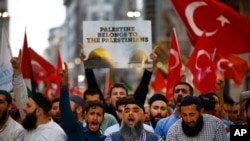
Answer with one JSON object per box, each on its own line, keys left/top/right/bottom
{"left": 8, "top": 0, "right": 65, "bottom": 56}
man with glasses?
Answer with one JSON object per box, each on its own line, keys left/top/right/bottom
{"left": 154, "top": 82, "right": 194, "bottom": 140}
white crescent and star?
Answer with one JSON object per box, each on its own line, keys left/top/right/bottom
{"left": 31, "top": 60, "right": 45, "bottom": 76}
{"left": 217, "top": 58, "right": 232, "bottom": 72}
{"left": 195, "top": 49, "right": 211, "bottom": 71}
{"left": 170, "top": 48, "right": 180, "bottom": 70}
{"left": 185, "top": 1, "right": 230, "bottom": 37}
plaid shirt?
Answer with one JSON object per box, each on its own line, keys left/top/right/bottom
{"left": 166, "top": 114, "right": 228, "bottom": 141}
{"left": 105, "top": 130, "right": 163, "bottom": 141}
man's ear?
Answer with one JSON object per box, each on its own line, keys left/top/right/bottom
{"left": 76, "top": 106, "right": 83, "bottom": 114}
{"left": 200, "top": 108, "right": 204, "bottom": 114}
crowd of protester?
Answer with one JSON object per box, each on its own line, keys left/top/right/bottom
{"left": 1, "top": 45, "right": 249, "bottom": 141}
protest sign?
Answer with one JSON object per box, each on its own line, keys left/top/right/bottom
{"left": 83, "top": 20, "right": 152, "bottom": 68}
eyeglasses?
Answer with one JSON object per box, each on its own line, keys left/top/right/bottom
{"left": 174, "top": 88, "right": 188, "bottom": 94}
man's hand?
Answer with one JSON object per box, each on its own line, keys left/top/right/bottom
{"left": 10, "top": 49, "right": 22, "bottom": 75}
{"left": 79, "top": 43, "right": 86, "bottom": 62}
{"left": 59, "top": 62, "right": 69, "bottom": 87}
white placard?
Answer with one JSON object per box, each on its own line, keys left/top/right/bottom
{"left": 83, "top": 20, "right": 152, "bottom": 68}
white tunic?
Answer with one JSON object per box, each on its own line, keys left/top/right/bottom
{"left": 24, "top": 120, "right": 67, "bottom": 141}
{"left": 0, "top": 116, "right": 24, "bottom": 141}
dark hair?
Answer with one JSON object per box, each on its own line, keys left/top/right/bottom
{"left": 198, "top": 94, "right": 215, "bottom": 111}
{"left": 83, "top": 88, "right": 105, "bottom": 103}
{"left": 51, "top": 97, "right": 60, "bottom": 105}
{"left": 85, "top": 100, "right": 105, "bottom": 115}
{"left": 109, "top": 82, "right": 128, "bottom": 96}
{"left": 206, "top": 92, "right": 220, "bottom": 103}
{"left": 223, "top": 94, "right": 234, "bottom": 106}
{"left": 173, "top": 82, "right": 194, "bottom": 95}
{"left": 115, "top": 96, "right": 134, "bottom": 110}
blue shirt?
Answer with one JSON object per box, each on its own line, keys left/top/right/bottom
{"left": 154, "top": 111, "right": 180, "bottom": 139}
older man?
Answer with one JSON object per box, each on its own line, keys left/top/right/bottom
{"left": 105, "top": 99, "right": 162, "bottom": 141}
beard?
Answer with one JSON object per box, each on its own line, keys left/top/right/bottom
{"left": 10, "top": 110, "right": 21, "bottom": 120}
{"left": 22, "top": 110, "right": 37, "bottom": 131}
{"left": 175, "top": 95, "right": 183, "bottom": 106}
{"left": 182, "top": 116, "right": 204, "bottom": 137}
{"left": 149, "top": 114, "right": 161, "bottom": 128}
{"left": 120, "top": 120, "right": 144, "bottom": 139}
{"left": 0, "top": 109, "right": 8, "bottom": 124}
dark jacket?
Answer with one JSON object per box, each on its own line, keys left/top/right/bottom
{"left": 60, "top": 86, "right": 106, "bottom": 141}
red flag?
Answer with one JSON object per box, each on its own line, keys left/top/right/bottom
{"left": 105, "top": 69, "right": 115, "bottom": 94}
{"left": 166, "top": 28, "right": 182, "bottom": 99}
{"left": 186, "top": 33, "right": 216, "bottom": 93}
{"left": 152, "top": 68, "right": 166, "bottom": 93}
{"left": 171, "top": 0, "right": 250, "bottom": 54}
{"left": 214, "top": 51, "right": 249, "bottom": 85}
{"left": 21, "top": 31, "right": 36, "bottom": 97}
{"left": 29, "top": 48, "right": 55, "bottom": 78}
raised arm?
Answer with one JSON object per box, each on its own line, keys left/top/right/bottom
{"left": 59, "top": 62, "right": 79, "bottom": 134}
{"left": 134, "top": 45, "right": 158, "bottom": 103}
{"left": 79, "top": 43, "right": 103, "bottom": 95}
{"left": 10, "top": 50, "right": 28, "bottom": 120}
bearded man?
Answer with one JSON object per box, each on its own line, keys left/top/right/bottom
{"left": 167, "top": 95, "right": 227, "bottom": 141}
{"left": 105, "top": 99, "right": 162, "bottom": 141}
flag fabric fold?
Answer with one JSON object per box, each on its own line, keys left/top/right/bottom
{"left": 152, "top": 68, "right": 166, "bottom": 94}
{"left": 166, "top": 28, "right": 182, "bottom": 99}
{"left": 214, "top": 51, "right": 249, "bottom": 85}
{"left": 21, "top": 32, "right": 36, "bottom": 97}
{"left": 171, "top": 0, "right": 250, "bottom": 54}
{"left": 187, "top": 33, "right": 216, "bottom": 93}
{"left": 0, "top": 27, "right": 13, "bottom": 91}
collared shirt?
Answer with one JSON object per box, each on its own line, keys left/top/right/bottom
{"left": 0, "top": 116, "right": 24, "bottom": 141}
{"left": 166, "top": 114, "right": 228, "bottom": 141}
{"left": 155, "top": 110, "right": 180, "bottom": 139}
{"left": 24, "top": 120, "right": 67, "bottom": 141}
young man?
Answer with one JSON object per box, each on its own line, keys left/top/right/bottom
{"left": 167, "top": 95, "right": 227, "bottom": 141}
{"left": 83, "top": 88, "right": 117, "bottom": 132}
{"left": 155, "top": 82, "right": 194, "bottom": 139}
{"left": 59, "top": 62, "right": 106, "bottom": 141}
{"left": 105, "top": 99, "right": 162, "bottom": 141}
{"left": 148, "top": 94, "right": 169, "bottom": 128}
{"left": 0, "top": 90, "right": 24, "bottom": 141}
{"left": 50, "top": 97, "right": 62, "bottom": 125}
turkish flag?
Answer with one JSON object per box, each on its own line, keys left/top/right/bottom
{"left": 187, "top": 33, "right": 216, "bottom": 93}
{"left": 171, "top": 0, "right": 250, "bottom": 54}
{"left": 152, "top": 68, "right": 166, "bottom": 93}
{"left": 29, "top": 48, "right": 55, "bottom": 78}
{"left": 166, "top": 28, "right": 182, "bottom": 99}
{"left": 214, "top": 51, "right": 249, "bottom": 85}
